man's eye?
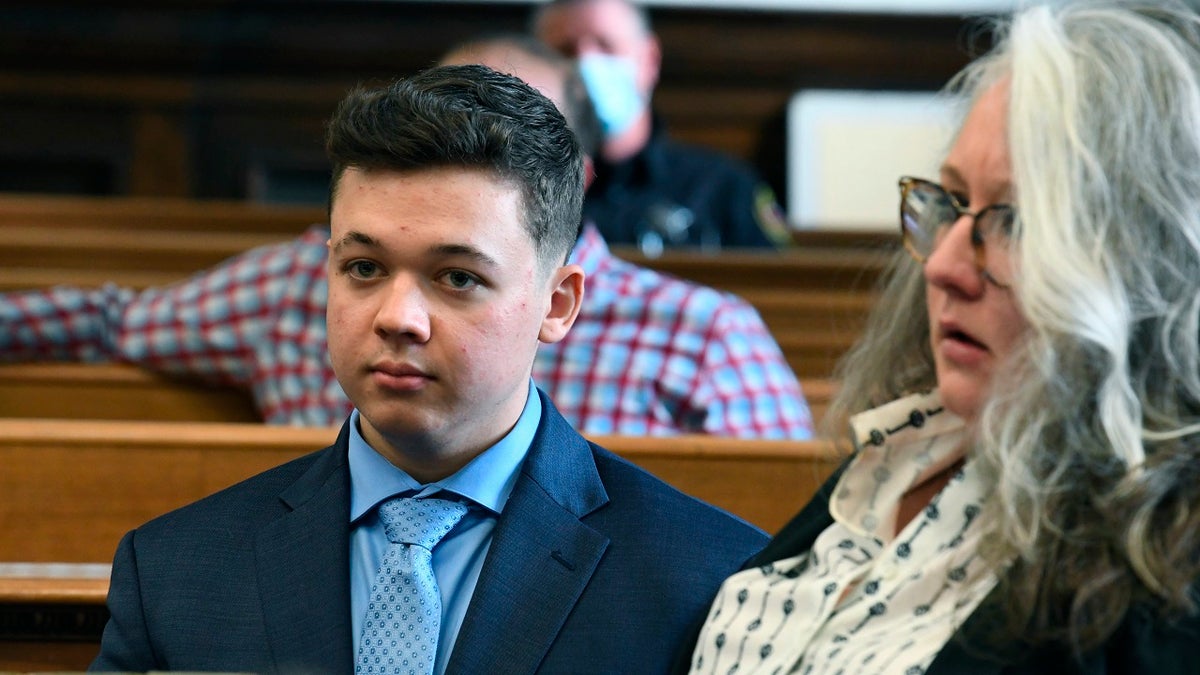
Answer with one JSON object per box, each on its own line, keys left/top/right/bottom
{"left": 443, "top": 270, "right": 480, "bottom": 289}
{"left": 346, "top": 260, "right": 380, "bottom": 279}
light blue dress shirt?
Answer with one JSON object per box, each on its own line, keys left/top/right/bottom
{"left": 348, "top": 380, "right": 541, "bottom": 673}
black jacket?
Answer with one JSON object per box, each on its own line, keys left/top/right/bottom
{"left": 585, "top": 122, "right": 788, "bottom": 251}
{"left": 673, "top": 461, "right": 1200, "bottom": 674}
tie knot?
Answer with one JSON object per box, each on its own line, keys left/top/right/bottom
{"left": 377, "top": 496, "right": 468, "bottom": 549}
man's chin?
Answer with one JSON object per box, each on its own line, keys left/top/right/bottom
{"left": 358, "top": 406, "right": 446, "bottom": 446}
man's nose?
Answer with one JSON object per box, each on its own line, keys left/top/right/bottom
{"left": 373, "top": 276, "right": 432, "bottom": 343}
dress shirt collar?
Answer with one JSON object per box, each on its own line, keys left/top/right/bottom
{"left": 835, "top": 389, "right": 969, "bottom": 542}
{"left": 348, "top": 379, "right": 541, "bottom": 521}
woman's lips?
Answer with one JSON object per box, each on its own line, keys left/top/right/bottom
{"left": 937, "top": 321, "right": 989, "bottom": 365}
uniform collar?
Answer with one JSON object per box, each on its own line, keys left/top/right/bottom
{"left": 594, "top": 115, "right": 670, "bottom": 189}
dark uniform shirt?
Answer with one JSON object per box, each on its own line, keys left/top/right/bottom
{"left": 584, "top": 122, "right": 792, "bottom": 253}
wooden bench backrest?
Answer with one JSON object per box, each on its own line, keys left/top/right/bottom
{"left": 0, "top": 193, "right": 324, "bottom": 234}
{"left": 0, "top": 363, "right": 262, "bottom": 423}
{"left": 0, "top": 418, "right": 843, "bottom": 564}
{"left": 0, "top": 362, "right": 836, "bottom": 428}
{"left": 0, "top": 193, "right": 898, "bottom": 246}
{"left": 0, "top": 196, "right": 891, "bottom": 379}
{"left": 1, "top": 224, "right": 892, "bottom": 292}
{"left": 0, "top": 419, "right": 845, "bottom": 670}
{"left": 0, "top": 274, "right": 874, "bottom": 381}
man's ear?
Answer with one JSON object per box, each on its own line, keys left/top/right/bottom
{"left": 583, "top": 156, "right": 596, "bottom": 192}
{"left": 640, "top": 33, "right": 662, "bottom": 93}
{"left": 538, "top": 263, "right": 585, "bottom": 344}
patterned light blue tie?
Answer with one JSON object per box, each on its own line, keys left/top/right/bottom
{"left": 356, "top": 496, "right": 468, "bottom": 675}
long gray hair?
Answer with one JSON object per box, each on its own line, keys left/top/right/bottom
{"left": 827, "top": 0, "right": 1200, "bottom": 654}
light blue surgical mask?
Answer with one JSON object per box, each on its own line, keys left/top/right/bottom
{"left": 578, "top": 53, "right": 644, "bottom": 139}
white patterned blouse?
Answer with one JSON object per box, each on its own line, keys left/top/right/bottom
{"left": 689, "top": 390, "right": 1006, "bottom": 675}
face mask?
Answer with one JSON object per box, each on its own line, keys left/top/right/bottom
{"left": 578, "top": 53, "right": 644, "bottom": 139}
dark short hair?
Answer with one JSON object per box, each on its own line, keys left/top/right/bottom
{"left": 325, "top": 64, "right": 585, "bottom": 266}
{"left": 441, "top": 32, "right": 602, "bottom": 158}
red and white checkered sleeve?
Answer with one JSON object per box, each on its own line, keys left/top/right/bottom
{"left": 694, "top": 298, "right": 815, "bottom": 440}
{"left": 0, "top": 283, "right": 136, "bottom": 362}
{"left": 0, "top": 229, "right": 328, "bottom": 388}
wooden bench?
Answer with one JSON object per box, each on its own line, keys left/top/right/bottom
{"left": 0, "top": 418, "right": 843, "bottom": 564}
{"left": 0, "top": 193, "right": 325, "bottom": 234}
{"left": 0, "top": 563, "right": 109, "bottom": 671}
{"left": 0, "top": 241, "right": 883, "bottom": 381}
{"left": 0, "top": 363, "right": 262, "bottom": 423}
{"left": 0, "top": 362, "right": 836, "bottom": 428}
{"left": 615, "top": 245, "right": 894, "bottom": 293}
{"left": 0, "top": 200, "right": 889, "bottom": 379}
{"left": 0, "top": 192, "right": 895, "bottom": 247}
{"left": 0, "top": 194, "right": 896, "bottom": 291}
{"left": 0, "top": 224, "right": 892, "bottom": 292}
{"left": 740, "top": 287, "right": 874, "bottom": 332}
{"left": 0, "top": 225, "right": 292, "bottom": 275}
{"left": 0, "top": 279, "right": 872, "bottom": 382}
{"left": 0, "top": 419, "right": 843, "bottom": 670}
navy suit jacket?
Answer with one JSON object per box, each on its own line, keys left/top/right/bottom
{"left": 91, "top": 389, "right": 768, "bottom": 674}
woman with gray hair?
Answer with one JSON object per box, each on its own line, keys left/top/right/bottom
{"left": 674, "top": 2, "right": 1200, "bottom": 673}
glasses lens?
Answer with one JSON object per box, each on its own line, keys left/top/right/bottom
{"left": 976, "top": 206, "right": 1016, "bottom": 285}
{"left": 901, "top": 180, "right": 957, "bottom": 260}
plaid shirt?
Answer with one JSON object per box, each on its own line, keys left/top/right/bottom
{"left": 0, "top": 223, "right": 812, "bottom": 438}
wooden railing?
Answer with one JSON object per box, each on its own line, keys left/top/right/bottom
{"left": 0, "top": 417, "right": 845, "bottom": 669}
{"left": 0, "top": 193, "right": 324, "bottom": 233}
{"left": 0, "top": 193, "right": 894, "bottom": 380}
{"left": 0, "top": 418, "right": 843, "bottom": 564}
{"left": 0, "top": 4, "right": 973, "bottom": 201}
{"left": 0, "top": 362, "right": 837, "bottom": 429}
{"left": 0, "top": 563, "right": 109, "bottom": 671}
{"left": 0, "top": 363, "right": 261, "bottom": 423}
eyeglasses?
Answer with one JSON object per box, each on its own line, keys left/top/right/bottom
{"left": 899, "top": 176, "right": 1016, "bottom": 288}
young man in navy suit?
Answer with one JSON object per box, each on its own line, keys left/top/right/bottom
{"left": 91, "top": 64, "right": 767, "bottom": 673}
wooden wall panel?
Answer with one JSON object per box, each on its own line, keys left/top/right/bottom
{"left": 0, "top": 2, "right": 986, "bottom": 203}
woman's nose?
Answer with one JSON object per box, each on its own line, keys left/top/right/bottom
{"left": 923, "top": 215, "right": 985, "bottom": 297}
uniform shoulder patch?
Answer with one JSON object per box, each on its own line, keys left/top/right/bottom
{"left": 753, "top": 184, "right": 794, "bottom": 246}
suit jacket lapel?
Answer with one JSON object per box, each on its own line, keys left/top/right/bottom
{"left": 447, "top": 391, "right": 610, "bottom": 674}
{"left": 255, "top": 423, "right": 355, "bottom": 675}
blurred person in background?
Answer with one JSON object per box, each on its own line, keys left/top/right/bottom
{"left": 533, "top": 0, "right": 793, "bottom": 254}
{"left": 0, "top": 33, "right": 814, "bottom": 439}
